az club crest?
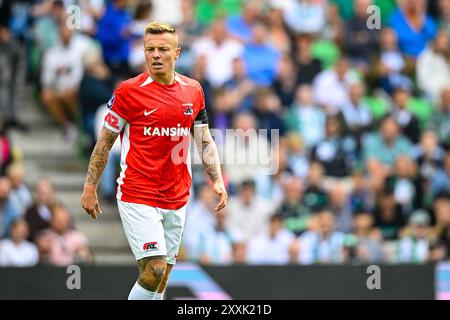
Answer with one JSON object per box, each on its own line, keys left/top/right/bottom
{"left": 183, "top": 103, "right": 194, "bottom": 116}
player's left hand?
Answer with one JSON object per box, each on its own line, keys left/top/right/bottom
{"left": 212, "top": 182, "right": 228, "bottom": 212}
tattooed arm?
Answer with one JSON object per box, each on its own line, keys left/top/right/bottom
{"left": 191, "top": 125, "right": 228, "bottom": 212}
{"left": 81, "top": 127, "right": 119, "bottom": 219}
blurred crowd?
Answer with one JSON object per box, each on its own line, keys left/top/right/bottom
{"left": 0, "top": 0, "right": 450, "bottom": 266}
{"left": 0, "top": 167, "right": 93, "bottom": 267}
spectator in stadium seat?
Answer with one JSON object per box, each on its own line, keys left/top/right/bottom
{"left": 0, "top": 219, "right": 38, "bottom": 267}
{"left": 128, "top": 0, "right": 154, "bottom": 75}
{"left": 313, "top": 57, "right": 358, "bottom": 115}
{"left": 431, "top": 151, "right": 450, "bottom": 197}
{"left": 0, "top": 177, "right": 19, "bottom": 239}
{"left": 96, "top": 0, "right": 132, "bottom": 78}
{"left": 189, "top": 208, "right": 234, "bottom": 265}
{"left": 222, "top": 57, "right": 256, "bottom": 113}
{"left": 7, "top": 163, "right": 33, "bottom": 217}
{"left": 339, "top": 82, "right": 373, "bottom": 152}
{"left": 296, "top": 210, "right": 350, "bottom": 264}
{"left": 389, "top": 84, "right": 421, "bottom": 144}
{"left": 192, "top": 18, "right": 243, "bottom": 88}
{"left": 281, "top": 0, "right": 328, "bottom": 35}
{"left": 79, "top": 49, "right": 114, "bottom": 153}
{"left": 437, "top": 0, "right": 450, "bottom": 34}
{"left": 225, "top": 0, "right": 261, "bottom": 43}
{"left": 428, "top": 86, "right": 450, "bottom": 149}
{"left": 294, "top": 34, "right": 323, "bottom": 86}
{"left": 252, "top": 87, "right": 286, "bottom": 141}
{"left": 311, "top": 116, "right": 356, "bottom": 178}
{"left": 183, "top": 184, "right": 217, "bottom": 258}
{"left": 176, "top": 0, "right": 205, "bottom": 74}
{"left": 303, "top": 162, "right": 328, "bottom": 212}
{"left": 349, "top": 170, "right": 374, "bottom": 214}
{"left": 411, "top": 131, "right": 445, "bottom": 186}
{"left": 373, "top": 191, "right": 406, "bottom": 241}
{"left": 285, "top": 85, "right": 326, "bottom": 150}
{"left": 24, "top": 178, "right": 58, "bottom": 242}
{"left": 364, "top": 116, "right": 412, "bottom": 186}
{"left": 277, "top": 176, "right": 311, "bottom": 236}
{"left": 31, "top": 0, "right": 63, "bottom": 60}
{"left": 343, "top": 0, "right": 379, "bottom": 71}
{"left": 384, "top": 155, "right": 424, "bottom": 216}
{"left": 328, "top": 183, "right": 354, "bottom": 233}
{"left": 231, "top": 242, "right": 247, "bottom": 264}
{"left": 247, "top": 213, "right": 295, "bottom": 265}
{"left": 226, "top": 179, "right": 274, "bottom": 243}
{"left": 397, "top": 210, "right": 432, "bottom": 263}
{"left": 352, "top": 212, "right": 384, "bottom": 263}
{"left": 223, "top": 113, "right": 272, "bottom": 188}
{"left": 417, "top": 29, "right": 450, "bottom": 103}
{"left": 241, "top": 23, "right": 281, "bottom": 87}
{"left": 285, "top": 132, "right": 310, "bottom": 179}
{"left": 265, "top": 6, "right": 292, "bottom": 55}
{"left": 36, "top": 205, "right": 92, "bottom": 266}
{"left": 272, "top": 55, "right": 298, "bottom": 108}
{"left": 41, "top": 22, "right": 92, "bottom": 143}
{"left": 373, "top": 27, "right": 409, "bottom": 95}
{"left": 389, "top": 0, "right": 437, "bottom": 58}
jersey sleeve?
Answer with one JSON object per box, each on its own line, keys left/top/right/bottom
{"left": 104, "top": 85, "right": 129, "bottom": 133}
{"left": 194, "top": 84, "right": 208, "bottom": 127}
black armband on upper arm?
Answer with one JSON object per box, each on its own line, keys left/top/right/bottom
{"left": 194, "top": 108, "right": 209, "bottom": 126}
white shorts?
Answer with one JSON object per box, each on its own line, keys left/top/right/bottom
{"left": 117, "top": 200, "right": 186, "bottom": 264}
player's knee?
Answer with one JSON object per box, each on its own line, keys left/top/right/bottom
{"left": 139, "top": 259, "right": 167, "bottom": 290}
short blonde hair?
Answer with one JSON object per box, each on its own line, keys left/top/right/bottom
{"left": 144, "top": 21, "right": 176, "bottom": 36}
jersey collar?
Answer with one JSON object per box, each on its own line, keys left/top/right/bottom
{"left": 140, "top": 72, "right": 188, "bottom": 87}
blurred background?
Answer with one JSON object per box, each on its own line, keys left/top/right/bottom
{"left": 0, "top": 0, "right": 450, "bottom": 299}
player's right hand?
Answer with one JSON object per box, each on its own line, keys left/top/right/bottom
{"left": 81, "top": 184, "right": 102, "bottom": 219}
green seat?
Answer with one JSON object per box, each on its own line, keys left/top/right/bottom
{"left": 364, "top": 96, "right": 389, "bottom": 119}
{"left": 408, "top": 98, "right": 434, "bottom": 127}
{"left": 311, "top": 40, "right": 341, "bottom": 69}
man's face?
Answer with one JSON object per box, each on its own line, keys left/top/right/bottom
{"left": 381, "top": 118, "right": 399, "bottom": 141}
{"left": 51, "top": 208, "right": 71, "bottom": 234}
{"left": 144, "top": 33, "right": 181, "bottom": 78}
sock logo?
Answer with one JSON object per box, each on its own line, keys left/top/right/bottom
{"left": 143, "top": 242, "right": 159, "bottom": 251}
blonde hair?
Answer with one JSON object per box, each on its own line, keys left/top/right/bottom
{"left": 144, "top": 21, "right": 176, "bottom": 36}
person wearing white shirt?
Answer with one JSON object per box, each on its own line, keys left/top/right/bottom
{"left": 247, "top": 213, "right": 295, "bottom": 265}
{"left": 189, "top": 208, "right": 234, "bottom": 265}
{"left": 192, "top": 19, "right": 243, "bottom": 88}
{"left": 313, "top": 57, "right": 358, "bottom": 115}
{"left": 297, "top": 210, "right": 349, "bottom": 264}
{"left": 226, "top": 179, "right": 274, "bottom": 243}
{"left": 0, "top": 219, "right": 39, "bottom": 267}
{"left": 417, "top": 30, "right": 450, "bottom": 103}
{"left": 41, "top": 23, "right": 92, "bottom": 142}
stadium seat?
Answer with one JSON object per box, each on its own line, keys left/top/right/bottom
{"left": 311, "top": 40, "right": 341, "bottom": 69}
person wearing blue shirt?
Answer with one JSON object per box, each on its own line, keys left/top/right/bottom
{"left": 96, "top": 0, "right": 132, "bottom": 76}
{"left": 242, "top": 23, "right": 281, "bottom": 87}
{"left": 389, "top": 0, "right": 437, "bottom": 58}
{"left": 226, "top": 1, "right": 260, "bottom": 43}
{"left": 0, "top": 177, "right": 20, "bottom": 239}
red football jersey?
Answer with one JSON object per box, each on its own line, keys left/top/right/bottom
{"left": 104, "top": 71, "right": 207, "bottom": 210}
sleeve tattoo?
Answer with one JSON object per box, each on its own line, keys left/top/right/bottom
{"left": 85, "top": 127, "right": 119, "bottom": 186}
{"left": 192, "top": 126, "right": 223, "bottom": 183}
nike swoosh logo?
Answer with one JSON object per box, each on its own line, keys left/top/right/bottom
{"left": 144, "top": 108, "right": 158, "bottom": 116}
